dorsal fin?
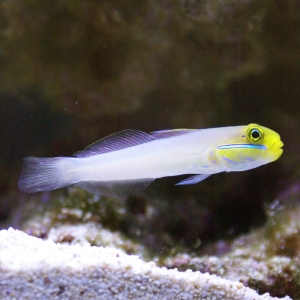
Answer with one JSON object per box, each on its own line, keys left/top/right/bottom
{"left": 151, "top": 129, "right": 196, "bottom": 139}
{"left": 75, "top": 179, "right": 153, "bottom": 197}
{"left": 74, "top": 129, "right": 155, "bottom": 158}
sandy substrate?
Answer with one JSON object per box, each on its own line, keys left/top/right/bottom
{"left": 0, "top": 228, "right": 292, "bottom": 300}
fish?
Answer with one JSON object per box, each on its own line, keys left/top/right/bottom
{"left": 18, "top": 123, "right": 283, "bottom": 196}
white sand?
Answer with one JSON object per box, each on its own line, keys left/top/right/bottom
{"left": 0, "top": 228, "right": 291, "bottom": 300}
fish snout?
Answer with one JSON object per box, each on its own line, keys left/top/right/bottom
{"left": 268, "top": 139, "right": 284, "bottom": 162}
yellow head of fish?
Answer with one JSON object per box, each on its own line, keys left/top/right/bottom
{"left": 216, "top": 124, "right": 283, "bottom": 171}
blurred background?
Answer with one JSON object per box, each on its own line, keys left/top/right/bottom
{"left": 0, "top": 0, "right": 299, "bottom": 251}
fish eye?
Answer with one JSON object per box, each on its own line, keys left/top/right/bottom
{"left": 247, "top": 127, "right": 264, "bottom": 143}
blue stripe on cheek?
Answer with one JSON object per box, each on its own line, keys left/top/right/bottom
{"left": 222, "top": 156, "right": 238, "bottom": 165}
{"left": 217, "top": 144, "right": 266, "bottom": 150}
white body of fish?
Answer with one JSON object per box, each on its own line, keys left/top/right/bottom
{"left": 71, "top": 129, "right": 223, "bottom": 180}
{"left": 18, "top": 124, "right": 283, "bottom": 196}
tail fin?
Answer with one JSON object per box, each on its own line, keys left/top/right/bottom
{"left": 18, "top": 157, "right": 71, "bottom": 193}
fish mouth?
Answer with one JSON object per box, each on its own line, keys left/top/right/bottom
{"left": 272, "top": 139, "right": 284, "bottom": 150}
{"left": 268, "top": 139, "right": 284, "bottom": 161}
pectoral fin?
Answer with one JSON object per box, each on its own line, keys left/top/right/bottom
{"left": 175, "top": 174, "right": 211, "bottom": 185}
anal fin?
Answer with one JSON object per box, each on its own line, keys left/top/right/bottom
{"left": 175, "top": 174, "right": 211, "bottom": 185}
{"left": 75, "top": 179, "right": 153, "bottom": 197}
